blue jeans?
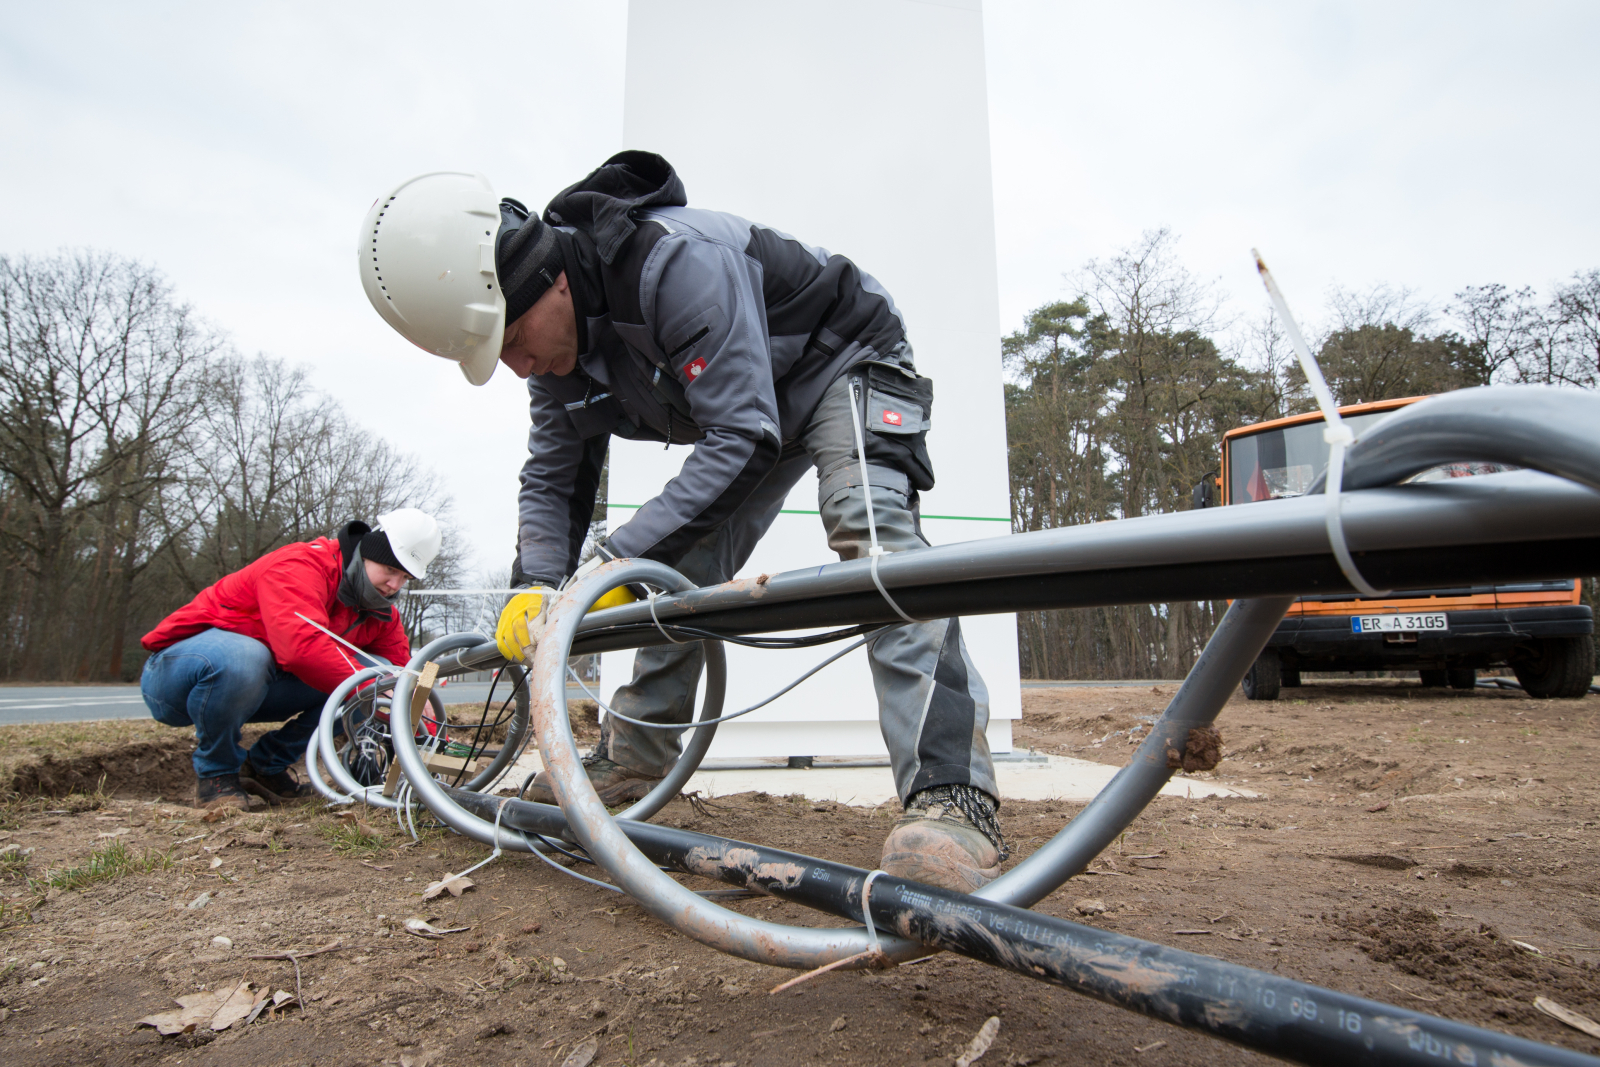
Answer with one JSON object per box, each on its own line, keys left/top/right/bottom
{"left": 140, "top": 628, "right": 330, "bottom": 779}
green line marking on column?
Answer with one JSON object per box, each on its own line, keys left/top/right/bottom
{"left": 605, "top": 504, "right": 1009, "bottom": 522}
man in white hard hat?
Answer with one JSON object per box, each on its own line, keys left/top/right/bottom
{"left": 140, "top": 510, "right": 442, "bottom": 811}
{"left": 358, "top": 154, "right": 1004, "bottom": 892}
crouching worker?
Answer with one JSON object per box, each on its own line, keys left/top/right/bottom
{"left": 139, "top": 510, "right": 441, "bottom": 811}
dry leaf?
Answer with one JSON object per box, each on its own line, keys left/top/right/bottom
{"left": 1535, "top": 996, "right": 1600, "bottom": 1039}
{"left": 404, "top": 917, "right": 471, "bottom": 939}
{"left": 560, "top": 1036, "right": 599, "bottom": 1067}
{"left": 335, "top": 810, "right": 379, "bottom": 835}
{"left": 955, "top": 1016, "right": 1001, "bottom": 1067}
{"left": 423, "top": 872, "right": 476, "bottom": 899}
{"left": 209, "top": 981, "right": 262, "bottom": 1030}
{"left": 137, "top": 980, "right": 266, "bottom": 1034}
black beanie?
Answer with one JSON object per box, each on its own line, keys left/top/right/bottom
{"left": 496, "top": 197, "right": 564, "bottom": 327}
{"left": 359, "top": 529, "right": 408, "bottom": 575}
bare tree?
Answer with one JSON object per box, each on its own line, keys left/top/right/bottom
{"left": 0, "top": 256, "right": 461, "bottom": 681}
{"left": 0, "top": 252, "right": 215, "bottom": 677}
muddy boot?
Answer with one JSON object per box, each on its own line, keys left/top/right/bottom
{"left": 195, "top": 772, "right": 250, "bottom": 813}
{"left": 239, "top": 760, "right": 315, "bottom": 805}
{"left": 880, "top": 784, "right": 1008, "bottom": 894}
{"left": 521, "top": 754, "right": 664, "bottom": 806}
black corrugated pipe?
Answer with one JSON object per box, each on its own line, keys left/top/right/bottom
{"left": 445, "top": 789, "right": 1599, "bottom": 1067}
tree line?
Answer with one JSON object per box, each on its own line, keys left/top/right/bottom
{"left": 0, "top": 252, "right": 470, "bottom": 682}
{"left": 5, "top": 241, "right": 1596, "bottom": 684}
{"left": 1004, "top": 229, "right": 1600, "bottom": 679}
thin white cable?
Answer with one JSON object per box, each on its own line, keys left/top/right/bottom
{"left": 294, "top": 612, "right": 420, "bottom": 677}
{"left": 847, "top": 376, "right": 922, "bottom": 624}
{"left": 1252, "top": 250, "right": 1391, "bottom": 598}
{"left": 567, "top": 627, "right": 889, "bottom": 732}
{"left": 401, "top": 588, "right": 526, "bottom": 596}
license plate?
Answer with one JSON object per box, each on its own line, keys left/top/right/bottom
{"left": 1351, "top": 613, "right": 1448, "bottom": 633}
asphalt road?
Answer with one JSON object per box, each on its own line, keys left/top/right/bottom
{"left": 0, "top": 681, "right": 595, "bottom": 725}
{"left": 0, "top": 686, "right": 150, "bottom": 725}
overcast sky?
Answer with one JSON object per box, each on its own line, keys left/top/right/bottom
{"left": 3, "top": 1, "right": 1595, "bottom": 572}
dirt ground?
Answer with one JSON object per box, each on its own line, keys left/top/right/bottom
{"left": 1, "top": 680, "right": 1597, "bottom": 1067}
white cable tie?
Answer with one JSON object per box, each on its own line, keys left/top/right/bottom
{"left": 848, "top": 377, "right": 922, "bottom": 625}
{"left": 869, "top": 550, "right": 921, "bottom": 625}
{"left": 449, "top": 800, "right": 511, "bottom": 886}
{"left": 647, "top": 590, "right": 691, "bottom": 644}
{"left": 1323, "top": 440, "right": 1388, "bottom": 597}
{"left": 861, "top": 869, "right": 888, "bottom": 958}
{"left": 1252, "top": 250, "right": 1391, "bottom": 598}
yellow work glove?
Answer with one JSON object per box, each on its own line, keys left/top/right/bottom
{"left": 494, "top": 585, "right": 640, "bottom": 663}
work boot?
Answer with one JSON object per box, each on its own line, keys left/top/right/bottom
{"left": 880, "top": 784, "right": 1008, "bottom": 894}
{"left": 195, "top": 772, "right": 250, "bottom": 813}
{"left": 239, "top": 759, "right": 316, "bottom": 805}
{"left": 521, "top": 753, "right": 663, "bottom": 806}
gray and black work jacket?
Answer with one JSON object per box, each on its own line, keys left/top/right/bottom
{"left": 515, "top": 153, "right": 912, "bottom": 584}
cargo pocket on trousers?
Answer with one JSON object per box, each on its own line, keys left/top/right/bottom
{"left": 856, "top": 364, "right": 935, "bottom": 491}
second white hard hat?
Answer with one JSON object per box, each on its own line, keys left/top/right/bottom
{"left": 358, "top": 172, "right": 505, "bottom": 386}
{"left": 375, "top": 508, "right": 443, "bottom": 579}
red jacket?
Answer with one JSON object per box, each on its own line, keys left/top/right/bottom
{"left": 142, "top": 537, "right": 412, "bottom": 694}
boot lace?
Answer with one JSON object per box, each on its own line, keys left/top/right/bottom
{"left": 909, "top": 783, "right": 1009, "bottom": 861}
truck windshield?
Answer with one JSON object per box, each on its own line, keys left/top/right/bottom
{"left": 1228, "top": 411, "right": 1395, "bottom": 504}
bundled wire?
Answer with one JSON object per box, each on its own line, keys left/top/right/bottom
{"left": 567, "top": 626, "right": 893, "bottom": 733}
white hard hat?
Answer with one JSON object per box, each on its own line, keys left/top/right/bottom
{"left": 375, "top": 508, "right": 442, "bottom": 579}
{"left": 358, "top": 172, "right": 505, "bottom": 386}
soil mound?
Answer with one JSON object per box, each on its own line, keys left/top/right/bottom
{"left": 8, "top": 735, "right": 195, "bottom": 800}
{"left": 1337, "top": 906, "right": 1600, "bottom": 1025}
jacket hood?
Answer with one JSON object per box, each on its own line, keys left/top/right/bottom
{"left": 543, "top": 151, "right": 687, "bottom": 265}
{"left": 335, "top": 521, "right": 372, "bottom": 568}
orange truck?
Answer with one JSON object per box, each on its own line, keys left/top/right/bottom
{"left": 1195, "top": 396, "right": 1595, "bottom": 700}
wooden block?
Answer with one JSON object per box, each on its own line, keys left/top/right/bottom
{"left": 381, "top": 749, "right": 482, "bottom": 798}
{"left": 409, "top": 661, "right": 439, "bottom": 722}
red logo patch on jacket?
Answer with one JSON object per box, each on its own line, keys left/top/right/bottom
{"left": 882, "top": 409, "right": 902, "bottom": 426}
{"left": 685, "top": 357, "right": 708, "bottom": 382}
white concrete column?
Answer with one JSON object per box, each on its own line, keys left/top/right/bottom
{"left": 605, "top": 0, "right": 1019, "bottom": 760}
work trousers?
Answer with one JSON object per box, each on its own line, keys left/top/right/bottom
{"left": 600, "top": 371, "right": 998, "bottom": 805}
{"left": 140, "top": 628, "right": 329, "bottom": 778}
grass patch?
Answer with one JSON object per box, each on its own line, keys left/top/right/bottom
{"left": 319, "top": 819, "right": 392, "bottom": 856}
{"left": 35, "top": 839, "right": 174, "bottom": 893}
{"left": 1, "top": 846, "right": 31, "bottom": 879}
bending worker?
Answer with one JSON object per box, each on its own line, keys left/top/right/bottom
{"left": 358, "top": 152, "right": 1005, "bottom": 892}
{"left": 140, "top": 511, "right": 441, "bottom": 811}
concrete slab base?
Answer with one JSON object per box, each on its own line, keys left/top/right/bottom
{"left": 491, "top": 750, "right": 1254, "bottom": 807}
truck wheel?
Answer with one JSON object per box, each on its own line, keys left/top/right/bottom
{"left": 1447, "top": 667, "right": 1477, "bottom": 691}
{"left": 1281, "top": 668, "right": 1302, "bottom": 688}
{"left": 1242, "top": 649, "right": 1281, "bottom": 701}
{"left": 1512, "top": 635, "right": 1596, "bottom": 699}
{"left": 1418, "top": 669, "right": 1447, "bottom": 688}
